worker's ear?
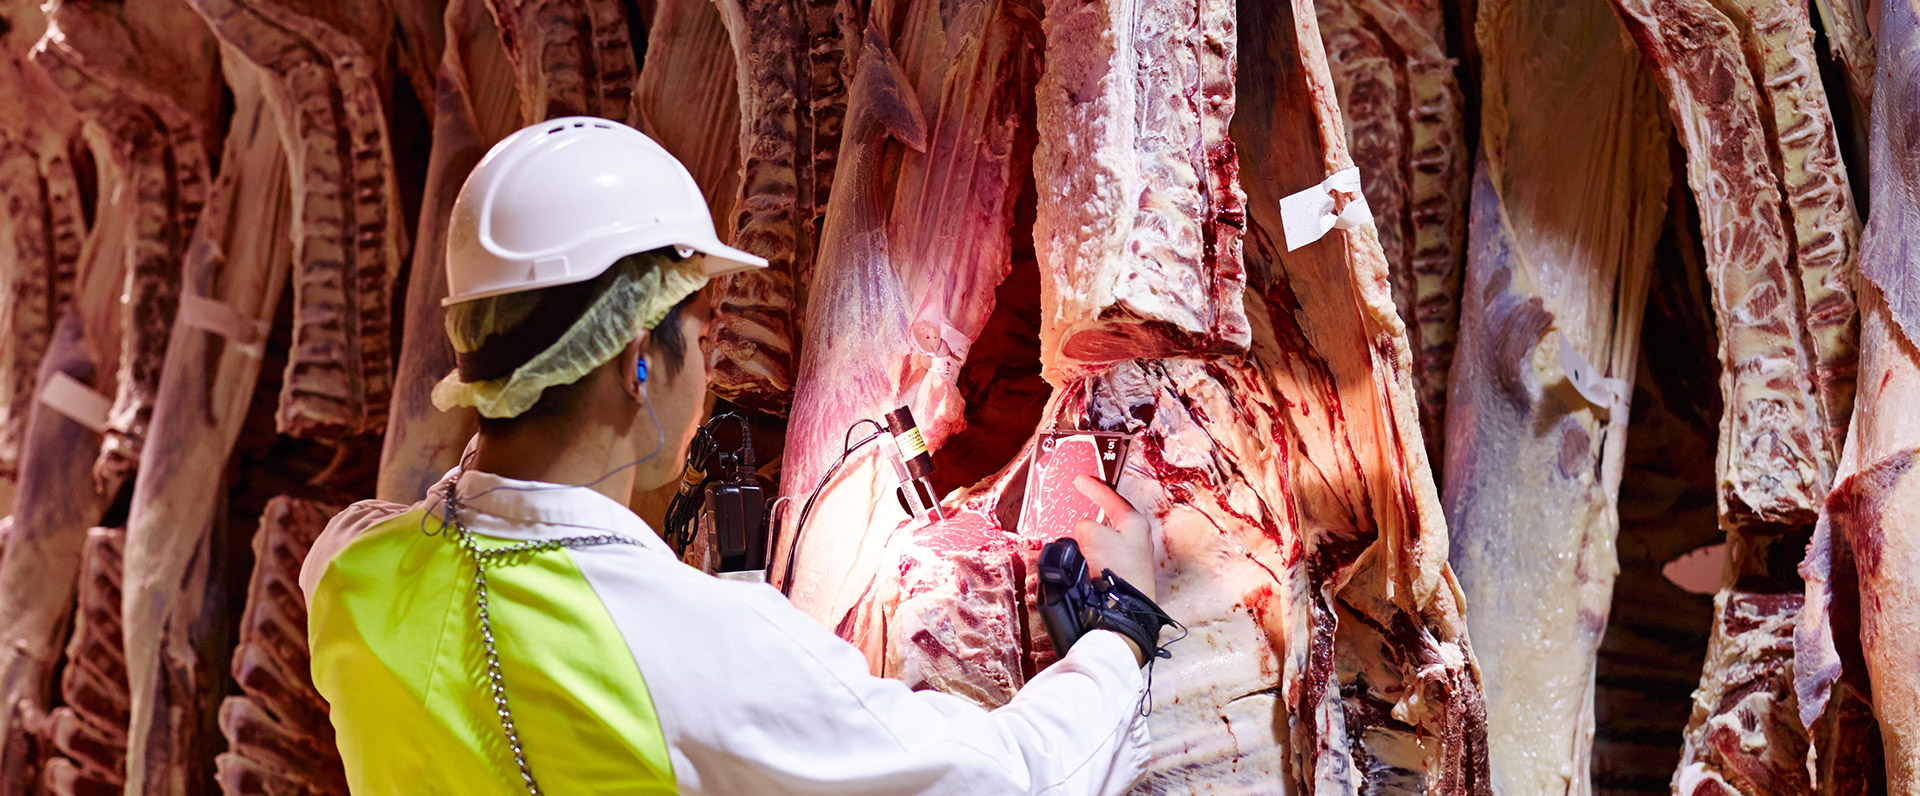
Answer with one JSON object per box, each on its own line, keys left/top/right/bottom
{"left": 619, "top": 337, "right": 647, "bottom": 403}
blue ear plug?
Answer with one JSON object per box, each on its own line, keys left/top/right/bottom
{"left": 636, "top": 358, "right": 649, "bottom": 384}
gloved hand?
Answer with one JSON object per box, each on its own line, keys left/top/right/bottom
{"left": 1070, "top": 475, "right": 1157, "bottom": 605}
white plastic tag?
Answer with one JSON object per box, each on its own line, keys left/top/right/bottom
{"left": 911, "top": 319, "right": 973, "bottom": 384}
{"left": 1558, "top": 335, "right": 1630, "bottom": 413}
{"left": 179, "top": 293, "right": 270, "bottom": 357}
{"left": 1279, "top": 166, "right": 1374, "bottom": 251}
{"left": 38, "top": 371, "right": 112, "bottom": 432}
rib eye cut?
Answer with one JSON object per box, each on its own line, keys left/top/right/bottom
{"left": 1610, "top": 0, "right": 1838, "bottom": 533}
{"left": 215, "top": 497, "right": 347, "bottom": 796}
{"left": 376, "top": 0, "right": 515, "bottom": 502}
{"left": 187, "top": 0, "right": 406, "bottom": 442}
{"left": 1441, "top": 0, "right": 1673, "bottom": 789}
{"left": 115, "top": 53, "right": 297, "bottom": 796}
{"left": 774, "top": 1, "right": 1039, "bottom": 625}
{"left": 41, "top": 527, "right": 131, "bottom": 796}
{"left": 707, "top": 0, "right": 857, "bottom": 414}
{"left": 483, "top": 0, "right": 637, "bottom": 122}
{"left": 33, "top": 0, "right": 222, "bottom": 492}
{"left": 1029, "top": 0, "right": 1249, "bottom": 384}
{"left": 1809, "top": 5, "right": 1920, "bottom": 790}
{"left": 1315, "top": 0, "right": 1468, "bottom": 468}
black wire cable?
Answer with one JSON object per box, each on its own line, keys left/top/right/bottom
{"left": 778, "top": 418, "right": 885, "bottom": 595}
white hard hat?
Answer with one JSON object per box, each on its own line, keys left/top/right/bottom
{"left": 443, "top": 117, "right": 767, "bottom": 306}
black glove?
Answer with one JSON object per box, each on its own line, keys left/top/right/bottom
{"left": 1037, "top": 538, "right": 1180, "bottom": 664}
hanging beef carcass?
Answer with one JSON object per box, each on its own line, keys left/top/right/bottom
{"left": 114, "top": 45, "right": 297, "bottom": 795}
{"left": 1440, "top": 0, "right": 1672, "bottom": 791}
{"left": 39, "top": 527, "right": 130, "bottom": 795}
{"left": 184, "top": 0, "right": 409, "bottom": 443}
{"left": 1315, "top": 0, "right": 1468, "bottom": 466}
{"left": 1, "top": 0, "right": 216, "bottom": 780}
{"left": 1800, "top": 4, "right": 1920, "bottom": 793}
{"left": 706, "top": 0, "right": 858, "bottom": 414}
{"left": 34, "top": 0, "right": 221, "bottom": 491}
{"left": 631, "top": 0, "right": 740, "bottom": 229}
{"left": 0, "top": 8, "right": 85, "bottom": 511}
{"left": 214, "top": 497, "right": 347, "bottom": 796}
{"left": 787, "top": 0, "right": 1493, "bottom": 790}
{"left": 1607, "top": 0, "right": 1863, "bottom": 790}
{"left": 376, "top": 0, "right": 519, "bottom": 502}
{"left": 773, "top": 0, "right": 1037, "bottom": 623}
{"left": 484, "top": 0, "right": 637, "bottom": 123}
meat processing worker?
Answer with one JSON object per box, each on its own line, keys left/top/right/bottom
{"left": 299, "top": 118, "right": 1179, "bottom": 795}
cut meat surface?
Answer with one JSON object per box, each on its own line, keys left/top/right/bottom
{"left": 1809, "top": 6, "right": 1920, "bottom": 790}
{"left": 193, "top": 0, "right": 410, "bottom": 442}
{"left": 215, "top": 496, "right": 347, "bottom": 796}
{"left": 1611, "top": 0, "right": 1835, "bottom": 531}
{"left": 706, "top": 0, "right": 856, "bottom": 414}
{"left": 1441, "top": 0, "right": 1672, "bottom": 790}
{"left": 1672, "top": 591, "right": 1811, "bottom": 795}
{"left": 1029, "top": 0, "right": 1249, "bottom": 383}
{"left": 112, "top": 50, "right": 295, "bottom": 796}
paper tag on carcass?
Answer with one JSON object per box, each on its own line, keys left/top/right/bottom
{"left": 38, "top": 371, "right": 112, "bottom": 432}
{"left": 1018, "top": 431, "right": 1131, "bottom": 541}
{"left": 1279, "top": 166, "right": 1374, "bottom": 251}
{"left": 1558, "top": 335, "right": 1629, "bottom": 413}
{"left": 178, "top": 293, "right": 270, "bottom": 357}
{"left": 911, "top": 318, "right": 973, "bottom": 384}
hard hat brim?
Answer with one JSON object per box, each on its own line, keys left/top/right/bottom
{"left": 688, "top": 239, "right": 770, "bottom": 277}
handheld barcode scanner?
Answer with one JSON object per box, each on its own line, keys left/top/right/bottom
{"left": 665, "top": 413, "right": 773, "bottom": 574}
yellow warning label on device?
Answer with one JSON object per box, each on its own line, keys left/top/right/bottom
{"left": 897, "top": 427, "right": 929, "bottom": 459}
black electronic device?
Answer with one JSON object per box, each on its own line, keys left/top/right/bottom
{"left": 665, "top": 413, "right": 774, "bottom": 573}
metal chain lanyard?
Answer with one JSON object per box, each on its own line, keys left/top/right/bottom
{"left": 438, "top": 476, "right": 642, "bottom": 795}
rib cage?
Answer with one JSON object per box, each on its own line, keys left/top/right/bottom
{"left": 484, "top": 0, "right": 638, "bottom": 122}
{"left": 187, "top": 0, "right": 406, "bottom": 441}
{"left": 0, "top": 143, "right": 84, "bottom": 480}
{"left": 214, "top": 497, "right": 346, "bottom": 796}
{"left": 41, "top": 527, "right": 130, "bottom": 796}
{"left": 32, "top": 16, "right": 214, "bottom": 491}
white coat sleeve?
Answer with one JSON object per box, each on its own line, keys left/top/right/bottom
{"left": 658, "top": 581, "right": 1152, "bottom": 796}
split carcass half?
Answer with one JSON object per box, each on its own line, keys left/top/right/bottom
{"left": 706, "top": 0, "right": 858, "bottom": 413}
{"left": 0, "top": 13, "right": 85, "bottom": 497}
{"left": 41, "top": 527, "right": 130, "bottom": 795}
{"left": 483, "top": 0, "right": 637, "bottom": 123}
{"left": 1315, "top": 0, "right": 1468, "bottom": 468}
{"left": 1440, "top": 0, "right": 1671, "bottom": 791}
{"left": 1608, "top": 0, "right": 1864, "bottom": 790}
{"left": 184, "top": 0, "right": 408, "bottom": 442}
{"left": 214, "top": 496, "right": 347, "bottom": 795}
{"left": 33, "top": 0, "right": 221, "bottom": 491}
{"left": 114, "top": 51, "right": 296, "bottom": 796}
{"left": 773, "top": 0, "right": 1036, "bottom": 624}
{"left": 376, "top": 0, "right": 518, "bottom": 503}
{"left": 1801, "top": 4, "right": 1920, "bottom": 793}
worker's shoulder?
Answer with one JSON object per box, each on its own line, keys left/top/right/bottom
{"left": 298, "top": 497, "right": 426, "bottom": 601}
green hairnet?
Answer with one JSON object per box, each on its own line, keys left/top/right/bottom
{"left": 432, "top": 250, "right": 709, "bottom": 419}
